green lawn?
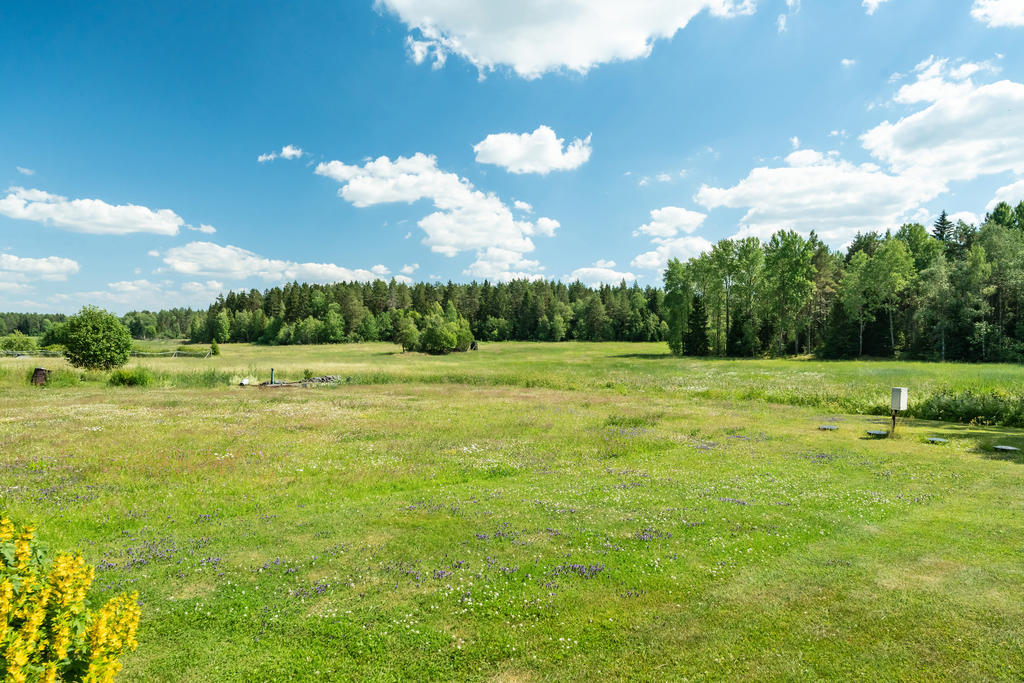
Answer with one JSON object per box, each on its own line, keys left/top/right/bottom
{"left": 2, "top": 343, "right": 1022, "bottom": 680}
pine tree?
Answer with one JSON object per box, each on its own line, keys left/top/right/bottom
{"left": 932, "top": 210, "right": 954, "bottom": 243}
{"left": 684, "top": 295, "right": 710, "bottom": 356}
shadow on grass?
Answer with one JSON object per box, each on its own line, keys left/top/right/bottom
{"left": 906, "top": 421, "right": 1024, "bottom": 464}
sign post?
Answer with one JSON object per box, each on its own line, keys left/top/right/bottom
{"left": 891, "top": 387, "right": 908, "bottom": 436}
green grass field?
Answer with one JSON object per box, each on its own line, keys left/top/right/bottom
{"left": 2, "top": 343, "right": 1023, "bottom": 680}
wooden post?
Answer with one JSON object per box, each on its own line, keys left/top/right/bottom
{"left": 31, "top": 368, "right": 49, "bottom": 386}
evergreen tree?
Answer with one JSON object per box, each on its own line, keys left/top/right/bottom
{"left": 932, "top": 210, "right": 954, "bottom": 243}
{"left": 684, "top": 295, "right": 710, "bottom": 356}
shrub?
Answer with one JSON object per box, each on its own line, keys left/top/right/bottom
{"left": 108, "top": 367, "right": 155, "bottom": 387}
{"left": 61, "top": 307, "right": 133, "bottom": 371}
{"left": 40, "top": 323, "right": 67, "bottom": 348}
{"left": 0, "top": 517, "right": 140, "bottom": 682}
{"left": 210, "top": 340, "right": 220, "bottom": 356}
{"left": 420, "top": 315, "right": 457, "bottom": 354}
{"left": 0, "top": 331, "right": 37, "bottom": 353}
{"left": 396, "top": 318, "right": 420, "bottom": 353}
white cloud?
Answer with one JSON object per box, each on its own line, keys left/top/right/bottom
{"left": 258, "top": 145, "right": 304, "bottom": 162}
{"left": 631, "top": 235, "right": 714, "bottom": 271}
{"left": 564, "top": 260, "right": 637, "bottom": 286}
{"left": 972, "top": 0, "right": 1024, "bottom": 27}
{"left": 634, "top": 206, "right": 707, "bottom": 238}
{"left": 985, "top": 178, "right": 1024, "bottom": 211}
{"left": 861, "top": 57, "right": 1024, "bottom": 184}
{"left": 948, "top": 211, "right": 980, "bottom": 226}
{"left": 841, "top": 58, "right": 857, "bottom": 68}
{"left": 315, "top": 153, "right": 556, "bottom": 280}
{"left": 371, "top": 264, "right": 390, "bottom": 276}
{"left": 695, "top": 149, "right": 944, "bottom": 244}
{"left": 790, "top": 136, "right": 800, "bottom": 149}
{"left": 0, "top": 186, "right": 184, "bottom": 235}
{"left": 531, "top": 217, "right": 560, "bottom": 237}
{"left": 400, "top": 263, "right": 419, "bottom": 274}
{"left": 513, "top": 200, "right": 533, "bottom": 213}
{"left": 862, "top": 0, "right": 889, "bottom": 15}
{"left": 0, "top": 252, "right": 79, "bottom": 291}
{"left": 187, "top": 223, "right": 217, "bottom": 234}
{"left": 16, "top": 167, "right": 34, "bottom": 176}
{"left": 473, "top": 126, "right": 591, "bottom": 174}
{"left": 655, "top": 172, "right": 673, "bottom": 183}
{"left": 48, "top": 279, "right": 225, "bottom": 312}
{"left": 379, "top": 0, "right": 757, "bottom": 79}
{"left": 464, "top": 247, "right": 544, "bottom": 281}
{"left": 162, "top": 241, "right": 386, "bottom": 283}
{"left": 394, "top": 274, "right": 414, "bottom": 284}
{"left": 691, "top": 56, "right": 1024, "bottom": 247}
{"left": 776, "top": 14, "right": 787, "bottom": 33}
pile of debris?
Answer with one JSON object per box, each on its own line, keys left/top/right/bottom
{"left": 252, "top": 375, "right": 342, "bottom": 388}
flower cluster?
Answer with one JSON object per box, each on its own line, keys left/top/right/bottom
{"left": 1, "top": 517, "right": 140, "bottom": 682}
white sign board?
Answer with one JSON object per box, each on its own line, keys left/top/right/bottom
{"left": 891, "top": 387, "right": 908, "bottom": 412}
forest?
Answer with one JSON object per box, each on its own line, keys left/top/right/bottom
{"left": 6, "top": 200, "right": 1023, "bottom": 363}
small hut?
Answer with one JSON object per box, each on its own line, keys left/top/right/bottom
{"left": 31, "top": 368, "right": 50, "bottom": 385}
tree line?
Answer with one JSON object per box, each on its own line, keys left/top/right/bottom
{"left": 663, "top": 202, "right": 1024, "bottom": 362}
{"left": 177, "top": 277, "right": 669, "bottom": 346}
{"left": 6, "top": 199, "right": 1022, "bottom": 362}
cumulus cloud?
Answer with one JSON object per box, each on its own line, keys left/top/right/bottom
{"left": 378, "top": 0, "right": 756, "bottom": 79}
{"left": 400, "top": 263, "right": 419, "bottom": 274}
{"left": 371, "top": 264, "right": 390, "bottom": 276}
{"left": 513, "top": 200, "right": 533, "bottom": 213}
{"left": 0, "top": 253, "right": 79, "bottom": 281}
{"left": 861, "top": 56, "right": 1024, "bottom": 184}
{"left": 464, "top": 247, "right": 544, "bottom": 281}
{"left": 48, "top": 279, "right": 225, "bottom": 312}
{"left": 863, "top": 0, "right": 889, "bottom": 15}
{"left": 161, "top": 241, "right": 386, "bottom": 283}
{"left": 564, "top": 260, "right": 637, "bottom": 286}
{"left": 948, "top": 211, "right": 980, "bottom": 226}
{"left": 634, "top": 206, "right": 707, "bottom": 238}
{"left": 631, "top": 235, "right": 714, "bottom": 271}
{"left": 0, "top": 252, "right": 79, "bottom": 292}
{"left": 986, "top": 178, "right": 1024, "bottom": 211}
{"left": 695, "top": 149, "right": 944, "bottom": 243}
{"left": 315, "top": 153, "right": 557, "bottom": 280}
{"left": 0, "top": 186, "right": 185, "bottom": 235}
{"left": 691, "top": 57, "right": 1024, "bottom": 247}
{"left": 473, "top": 126, "right": 591, "bottom": 174}
{"left": 16, "top": 167, "right": 34, "bottom": 176}
{"left": 972, "top": 0, "right": 1024, "bottom": 27}
{"left": 841, "top": 58, "right": 857, "bottom": 68}
{"left": 258, "top": 144, "right": 304, "bottom": 163}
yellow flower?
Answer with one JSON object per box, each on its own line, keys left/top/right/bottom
{"left": 0, "top": 517, "right": 14, "bottom": 543}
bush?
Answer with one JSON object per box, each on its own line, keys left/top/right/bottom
{"left": 40, "top": 323, "right": 67, "bottom": 349}
{"left": 62, "top": 307, "right": 133, "bottom": 370}
{"left": 108, "top": 367, "right": 155, "bottom": 387}
{"left": 0, "top": 516, "right": 140, "bottom": 682}
{"left": 0, "top": 331, "right": 37, "bottom": 353}
{"left": 210, "top": 340, "right": 220, "bottom": 356}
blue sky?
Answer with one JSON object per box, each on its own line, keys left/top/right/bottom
{"left": 1, "top": 0, "right": 1022, "bottom": 312}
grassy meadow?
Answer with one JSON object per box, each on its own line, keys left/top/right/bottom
{"left": 2, "top": 342, "right": 1023, "bottom": 680}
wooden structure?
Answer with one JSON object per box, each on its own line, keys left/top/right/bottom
{"left": 31, "top": 368, "right": 49, "bottom": 385}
